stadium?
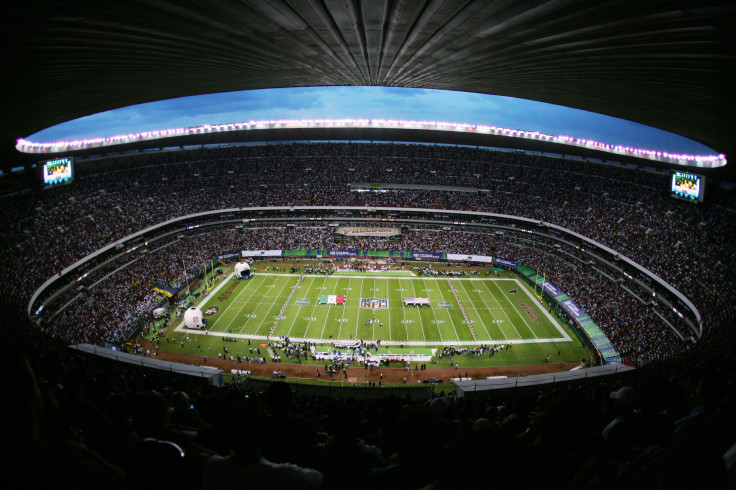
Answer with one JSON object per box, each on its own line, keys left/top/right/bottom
{"left": 2, "top": 2, "right": 735, "bottom": 489}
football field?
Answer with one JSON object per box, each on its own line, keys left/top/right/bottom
{"left": 180, "top": 272, "right": 572, "bottom": 346}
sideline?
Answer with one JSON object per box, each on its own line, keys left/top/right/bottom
{"left": 173, "top": 274, "right": 571, "bottom": 346}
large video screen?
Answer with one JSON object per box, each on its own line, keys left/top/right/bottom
{"left": 670, "top": 171, "right": 705, "bottom": 203}
{"left": 42, "top": 157, "right": 73, "bottom": 188}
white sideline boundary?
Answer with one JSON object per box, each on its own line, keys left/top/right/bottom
{"left": 174, "top": 273, "right": 572, "bottom": 345}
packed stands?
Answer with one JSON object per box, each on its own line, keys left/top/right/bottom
{"left": 0, "top": 143, "right": 734, "bottom": 366}
{"left": 2, "top": 142, "right": 735, "bottom": 489}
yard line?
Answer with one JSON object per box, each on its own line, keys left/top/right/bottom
{"left": 336, "top": 277, "right": 353, "bottom": 339}
{"left": 253, "top": 275, "right": 296, "bottom": 337}
{"left": 208, "top": 276, "right": 259, "bottom": 333}
{"left": 399, "top": 279, "right": 410, "bottom": 340}
{"left": 480, "top": 280, "right": 524, "bottom": 340}
{"left": 319, "top": 276, "right": 341, "bottom": 339}
{"left": 283, "top": 276, "right": 315, "bottom": 339}
{"left": 454, "top": 280, "right": 495, "bottom": 341}
{"left": 409, "top": 278, "right": 430, "bottom": 341}
{"left": 354, "top": 277, "right": 366, "bottom": 340}
{"left": 488, "top": 280, "right": 538, "bottom": 339}
{"left": 299, "top": 276, "right": 328, "bottom": 339}
{"left": 385, "top": 278, "right": 392, "bottom": 340}
{"left": 437, "top": 279, "right": 465, "bottom": 340}
{"left": 432, "top": 278, "right": 459, "bottom": 340}
{"left": 515, "top": 279, "right": 572, "bottom": 340}
{"left": 234, "top": 276, "right": 282, "bottom": 334}
{"left": 371, "top": 277, "right": 376, "bottom": 340}
{"left": 206, "top": 276, "right": 252, "bottom": 332}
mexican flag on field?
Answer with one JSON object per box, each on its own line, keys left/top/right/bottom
{"left": 319, "top": 295, "right": 345, "bottom": 305}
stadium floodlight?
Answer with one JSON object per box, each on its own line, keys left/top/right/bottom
{"left": 16, "top": 118, "right": 728, "bottom": 168}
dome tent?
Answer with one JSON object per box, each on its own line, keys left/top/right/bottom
{"left": 183, "top": 306, "right": 205, "bottom": 329}
{"left": 234, "top": 261, "right": 251, "bottom": 279}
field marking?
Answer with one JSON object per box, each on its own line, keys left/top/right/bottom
{"left": 456, "top": 279, "right": 497, "bottom": 341}
{"left": 298, "top": 276, "right": 326, "bottom": 338}
{"left": 447, "top": 279, "right": 474, "bottom": 340}
{"left": 515, "top": 279, "right": 572, "bottom": 341}
{"left": 410, "top": 279, "right": 430, "bottom": 341}
{"left": 435, "top": 281, "right": 461, "bottom": 337}
{"left": 254, "top": 276, "right": 294, "bottom": 336}
{"left": 252, "top": 273, "right": 519, "bottom": 281}
{"left": 235, "top": 276, "right": 282, "bottom": 334}
{"left": 228, "top": 276, "right": 277, "bottom": 334}
{"left": 254, "top": 276, "right": 293, "bottom": 335}
{"left": 182, "top": 272, "right": 232, "bottom": 331}
{"left": 435, "top": 279, "right": 461, "bottom": 341}
{"left": 492, "top": 280, "right": 539, "bottom": 339}
{"left": 371, "top": 277, "right": 376, "bottom": 340}
{"left": 460, "top": 278, "right": 507, "bottom": 339}
{"left": 216, "top": 277, "right": 261, "bottom": 333}
{"left": 385, "top": 278, "right": 392, "bottom": 340}
{"left": 333, "top": 270, "right": 417, "bottom": 277}
{"left": 480, "top": 280, "right": 524, "bottom": 340}
{"left": 283, "top": 276, "right": 317, "bottom": 339}
{"left": 353, "top": 277, "right": 365, "bottom": 340}
{"left": 399, "top": 281, "right": 410, "bottom": 340}
{"left": 175, "top": 272, "right": 254, "bottom": 333}
{"left": 475, "top": 280, "right": 523, "bottom": 339}
{"left": 177, "top": 327, "right": 568, "bottom": 346}
{"left": 336, "top": 277, "right": 353, "bottom": 339}
{"left": 420, "top": 278, "right": 446, "bottom": 340}
{"left": 186, "top": 274, "right": 571, "bottom": 344}
{"left": 319, "top": 276, "right": 341, "bottom": 340}
{"left": 197, "top": 272, "right": 235, "bottom": 302}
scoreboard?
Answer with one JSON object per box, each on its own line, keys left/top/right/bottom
{"left": 41, "top": 157, "right": 73, "bottom": 188}
{"left": 670, "top": 171, "right": 705, "bottom": 203}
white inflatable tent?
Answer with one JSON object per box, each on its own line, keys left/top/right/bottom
{"left": 183, "top": 306, "right": 204, "bottom": 329}
{"left": 234, "top": 261, "right": 251, "bottom": 279}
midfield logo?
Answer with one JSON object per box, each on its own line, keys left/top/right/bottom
{"left": 360, "top": 297, "right": 388, "bottom": 309}
{"left": 203, "top": 306, "right": 220, "bottom": 317}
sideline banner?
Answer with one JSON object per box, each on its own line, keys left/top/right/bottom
{"left": 494, "top": 257, "right": 517, "bottom": 268}
{"left": 217, "top": 251, "right": 240, "bottom": 261}
{"left": 411, "top": 252, "right": 445, "bottom": 260}
{"left": 561, "top": 299, "right": 586, "bottom": 320}
{"left": 447, "top": 253, "right": 492, "bottom": 263}
{"left": 328, "top": 249, "right": 359, "bottom": 257}
{"left": 336, "top": 226, "right": 401, "bottom": 237}
{"left": 541, "top": 281, "right": 564, "bottom": 297}
{"left": 153, "top": 284, "right": 177, "bottom": 298}
{"left": 241, "top": 250, "right": 282, "bottom": 257}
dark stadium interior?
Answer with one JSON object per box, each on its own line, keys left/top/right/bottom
{"left": 3, "top": 0, "right": 736, "bottom": 177}
{"left": 2, "top": 2, "right": 736, "bottom": 489}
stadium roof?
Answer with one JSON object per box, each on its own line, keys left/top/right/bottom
{"left": 3, "top": 1, "right": 736, "bottom": 177}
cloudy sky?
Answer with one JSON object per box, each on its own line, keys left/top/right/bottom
{"left": 28, "top": 86, "right": 716, "bottom": 155}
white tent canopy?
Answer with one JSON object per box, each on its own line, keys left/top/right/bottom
{"left": 234, "top": 261, "right": 251, "bottom": 277}
{"left": 183, "top": 306, "right": 204, "bottom": 329}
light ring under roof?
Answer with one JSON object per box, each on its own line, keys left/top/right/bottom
{"left": 17, "top": 118, "right": 727, "bottom": 169}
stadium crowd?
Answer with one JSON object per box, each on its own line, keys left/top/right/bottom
{"left": 2, "top": 311, "right": 733, "bottom": 490}
{"left": 1, "top": 142, "right": 735, "bottom": 489}
{"left": 1, "top": 143, "right": 734, "bottom": 366}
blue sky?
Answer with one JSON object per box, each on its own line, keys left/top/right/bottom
{"left": 28, "top": 86, "right": 716, "bottom": 155}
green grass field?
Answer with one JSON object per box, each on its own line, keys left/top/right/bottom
{"left": 179, "top": 272, "right": 572, "bottom": 347}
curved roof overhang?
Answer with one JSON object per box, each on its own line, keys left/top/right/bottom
{"left": 19, "top": 122, "right": 725, "bottom": 175}
{"left": 3, "top": 1, "right": 735, "bottom": 177}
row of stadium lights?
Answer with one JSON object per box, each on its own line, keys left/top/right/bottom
{"left": 16, "top": 118, "right": 727, "bottom": 168}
